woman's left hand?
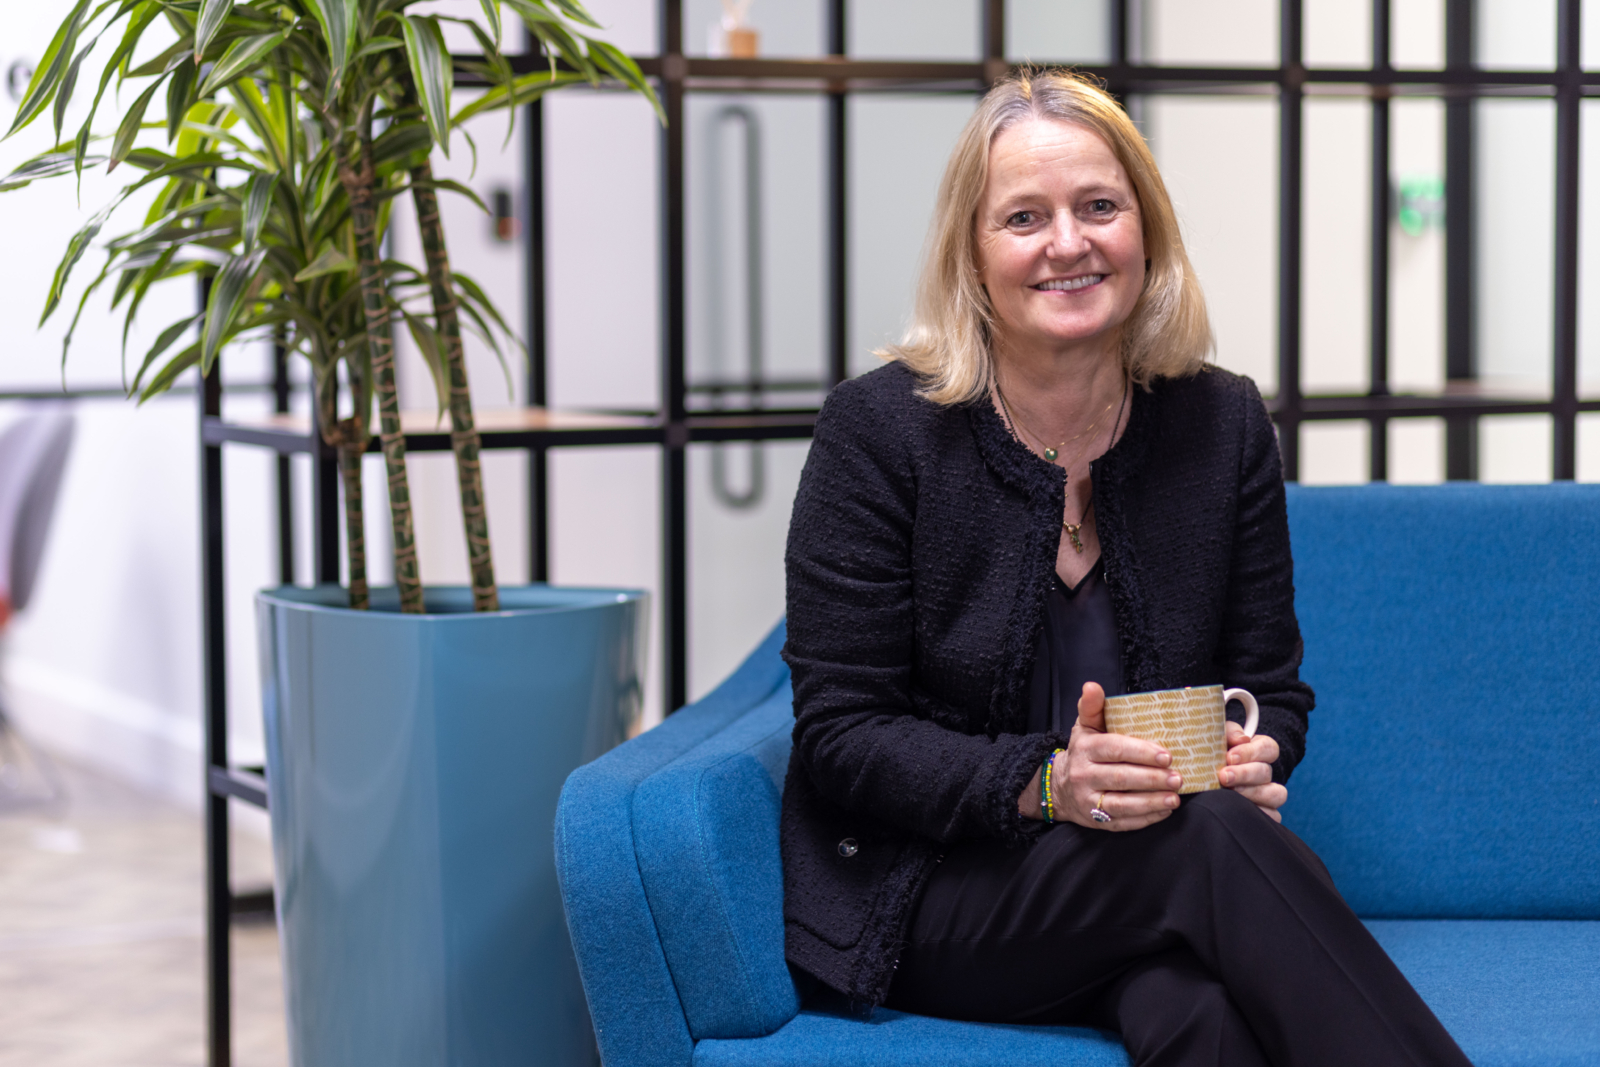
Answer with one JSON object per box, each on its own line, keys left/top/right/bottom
{"left": 1219, "top": 723, "right": 1287, "bottom": 822}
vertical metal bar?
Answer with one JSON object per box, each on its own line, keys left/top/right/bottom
{"left": 1553, "top": 0, "right": 1580, "bottom": 480}
{"left": 200, "top": 355, "right": 231, "bottom": 1067}
{"left": 826, "top": 0, "right": 849, "bottom": 389}
{"left": 982, "top": 0, "right": 1005, "bottom": 82}
{"left": 1369, "top": 0, "right": 1392, "bottom": 481}
{"left": 525, "top": 74, "right": 551, "bottom": 579}
{"left": 309, "top": 391, "right": 340, "bottom": 585}
{"left": 1278, "top": 0, "right": 1304, "bottom": 481}
{"left": 660, "top": 0, "right": 689, "bottom": 713}
{"left": 273, "top": 338, "right": 295, "bottom": 583}
{"left": 1110, "top": 0, "right": 1130, "bottom": 68}
{"left": 1444, "top": 0, "right": 1478, "bottom": 479}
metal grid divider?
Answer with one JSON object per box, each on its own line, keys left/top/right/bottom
{"left": 197, "top": 1, "right": 1595, "bottom": 1061}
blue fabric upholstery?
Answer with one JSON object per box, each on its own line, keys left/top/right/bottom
{"left": 1366, "top": 920, "right": 1600, "bottom": 1067}
{"left": 1284, "top": 484, "right": 1600, "bottom": 918}
{"left": 633, "top": 690, "right": 799, "bottom": 1039}
{"left": 557, "top": 486, "right": 1600, "bottom": 1067}
{"left": 555, "top": 622, "right": 791, "bottom": 1067}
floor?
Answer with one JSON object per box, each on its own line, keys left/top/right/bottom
{"left": 0, "top": 739, "right": 289, "bottom": 1067}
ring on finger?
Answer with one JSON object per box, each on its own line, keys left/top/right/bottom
{"left": 1089, "top": 792, "right": 1112, "bottom": 824}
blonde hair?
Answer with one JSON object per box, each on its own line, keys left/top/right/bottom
{"left": 880, "top": 69, "right": 1212, "bottom": 405}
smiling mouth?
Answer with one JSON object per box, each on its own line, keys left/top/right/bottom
{"left": 1035, "top": 275, "right": 1104, "bottom": 292}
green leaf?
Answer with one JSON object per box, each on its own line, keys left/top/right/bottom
{"left": 130, "top": 311, "right": 199, "bottom": 392}
{"left": 371, "top": 121, "right": 432, "bottom": 168}
{"left": 425, "top": 177, "right": 490, "bottom": 216}
{"left": 451, "top": 69, "right": 587, "bottom": 124}
{"left": 126, "top": 37, "right": 190, "bottom": 79}
{"left": 478, "top": 0, "right": 501, "bottom": 45}
{"left": 402, "top": 311, "right": 450, "bottom": 420}
{"left": 6, "top": 0, "right": 93, "bottom": 138}
{"left": 200, "top": 246, "right": 267, "bottom": 371}
{"left": 352, "top": 36, "right": 404, "bottom": 61}
{"left": 193, "top": 0, "right": 234, "bottom": 60}
{"left": 139, "top": 339, "right": 203, "bottom": 402}
{"left": 586, "top": 39, "right": 663, "bottom": 121}
{"left": 401, "top": 14, "right": 452, "bottom": 155}
{"left": 548, "top": 0, "right": 603, "bottom": 30}
{"left": 108, "top": 77, "right": 165, "bottom": 170}
{"left": 197, "top": 30, "right": 288, "bottom": 98}
{"left": 42, "top": 207, "right": 112, "bottom": 323}
{"left": 0, "top": 149, "right": 104, "bottom": 192}
{"left": 294, "top": 245, "right": 355, "bottom": 281}
{"left": 165, "top": 57, "right": 197, "bottom": 143}
{"left": 54, "top": 39, "right": 96, "bottom": 142}
{"left": 305, "top": 0, "right": 357, "bottom": 88}
{"left": 241, "top": 171, "right": 276, "bottom": 252}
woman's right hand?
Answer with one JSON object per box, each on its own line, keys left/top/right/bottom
{"left": 1055, "top": 682, "right": 1183, "bottom": 831}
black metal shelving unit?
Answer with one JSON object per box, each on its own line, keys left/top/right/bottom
{"left": 198, "top": 1, "right": 1596, "bottom": 1062}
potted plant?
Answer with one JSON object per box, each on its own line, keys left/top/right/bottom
{"left": 3, "top": 3, "right": 659, "bottom": 1063}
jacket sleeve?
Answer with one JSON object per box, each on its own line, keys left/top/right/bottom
{"left": 782, "top": 380, "right": 1065, "bottom": 846}
{"left": 1220, "top": 379, "right": 1315, "bottom": 782}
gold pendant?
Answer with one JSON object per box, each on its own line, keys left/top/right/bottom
{"left": 1063, "top": 523, "right": 1084, "bottom": 553}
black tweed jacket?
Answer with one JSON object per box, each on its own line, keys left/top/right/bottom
{"left": 779, "top": 360, "right": 1314, "bottom": 1006}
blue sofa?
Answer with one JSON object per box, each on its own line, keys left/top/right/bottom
{"left": 556, "top": 484, "right": 1600, "bottom": 1066}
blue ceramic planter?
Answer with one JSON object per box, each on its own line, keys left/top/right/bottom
{"left": 256, "top": 583, "right": 647, "bottom": 1067}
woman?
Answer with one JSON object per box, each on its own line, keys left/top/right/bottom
{"left": 779, "top": 71, "right": 1471, "bottom": 1067}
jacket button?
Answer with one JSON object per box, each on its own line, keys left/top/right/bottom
{"left": 837, "top": 838, "right": 859, "bottom": 858}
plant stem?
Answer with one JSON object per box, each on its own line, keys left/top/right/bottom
{"left": 337, "top": 439, "right": 370, "bottom": 610}
{"left": 339, "top": 115, "right": 425, "bottom": 613}
{"left": 317, "top": 367, "right": 371, "bottom": 610}
{"left": 410, "top": 160, "right": 498, "bottom": 612}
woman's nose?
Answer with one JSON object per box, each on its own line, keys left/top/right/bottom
{"left": 1045, "top": 213, "right": 1090, "bottom": 260}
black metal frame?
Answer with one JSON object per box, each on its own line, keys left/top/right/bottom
{"left": 197, "top": 0, "right": 1595, "bottom": 1061}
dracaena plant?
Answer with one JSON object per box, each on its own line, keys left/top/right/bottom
{"left": 2, "top": 0, "right": 658, "bottom": 614}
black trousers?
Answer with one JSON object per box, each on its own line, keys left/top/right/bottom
{"left": 885, "top": 790, "right": 1473, "bottom": 1067}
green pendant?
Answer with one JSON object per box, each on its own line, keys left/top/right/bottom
{"left": 1044, "top": 447, "right": 1058, "bottom": 461}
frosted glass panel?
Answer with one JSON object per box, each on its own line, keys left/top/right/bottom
{"left": 1144, "top": 97, "right": 1279, "bottom": 393}
{"left": 1388, "top": 418, "right": 1445, "bottom": 483}
{"left": 1578, "top": 413, "right": 1600, "bottom": 481}
{"left": 688, "top": 441, "right": 809, "bottom": 702}
{"left": 1006, "top": 0, "right": 1110, "bottom": 64}
{"left": 848, "top": 95, "right": 977, "bottom": 375}
{"left": 684, "top": 0, "right": 823, "bottom": 56}
{"left": 1304, "top": 0, "right": 1371, "bottom": 67}
{"left": 1390, "top": 98, "right": 1445, "bottom": 393}
{"left": 687, "top": 95, "right": 827, "bottom": 412}
{"left": 850, "top": 0, "right": 981, "bottom": 59}
{"left": 1579, "top": 102, "right": 1600, "bottom": 397}
{"left": 1300, "top": 422, "right": 1369, "bottom": 485}
{"left": 1479, "top": 414, "right": 1553, "bottom": 482}
{"left": 1303, "top": 99, "right": 1370, "bottom": 394}
{"left": 1476, "top": 99, "right": 1554, "bottom": 392}
{"left": 1392, "top": 0, "right": 1444, "bottom": 69}
{"left": 1140, "top": 0, "right": 1277, "bottom": 66}
{"left": 1477, "top": 0, "right": 1556, "bottom": 69}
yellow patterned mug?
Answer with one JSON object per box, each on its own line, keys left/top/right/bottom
{"left": 1101, "top": 686, "right": 1260, "bottom": 795}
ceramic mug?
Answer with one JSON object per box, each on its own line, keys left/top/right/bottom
{"left": 1101, "top": 685, "right": 1259, "bottom": 795}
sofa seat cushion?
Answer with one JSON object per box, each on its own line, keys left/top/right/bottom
{"left": 1367, "top": 919, "right": 1600, "bottom": 1067}
{"left": 693, "top": 920, "right": 1600, "bottom": 1067}
{"left": 693, "top": 1009, "right": 1129, "bottom": 1067}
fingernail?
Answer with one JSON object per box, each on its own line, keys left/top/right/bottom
{"left": 1168, "top": 774, "right": 1182, "bottom": 788}
{"left": 1221, "top": 770, "right": 1233, "bottom": 785}
{"left": 1165, "top": 794, "right": 1179, "bottom": 808}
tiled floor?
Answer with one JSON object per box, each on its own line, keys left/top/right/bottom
{"left": 0, "top": 742, "right": 288, "bottom": 1067}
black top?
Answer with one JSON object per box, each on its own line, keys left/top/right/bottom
{"left": 779, "top": 360, "right": 1313, "bottom": 1006}
{"left": 1025, "top": 561, "right": 1126, "bottom": 736}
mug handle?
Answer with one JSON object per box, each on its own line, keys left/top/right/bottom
{"left": 1222, "top": 688, "right": 1259, "bottom": 737}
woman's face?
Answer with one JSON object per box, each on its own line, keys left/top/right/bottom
{"left": 975, "top": 118, "right": 1146, "bottom": 358}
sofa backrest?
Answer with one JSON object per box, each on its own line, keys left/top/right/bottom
{"left": 1285, "top": 484, "right": 1600, "bottom": 919}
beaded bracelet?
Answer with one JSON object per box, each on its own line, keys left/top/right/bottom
{"left": 1040, "top": 748, "right": 1065, "bottom": 823}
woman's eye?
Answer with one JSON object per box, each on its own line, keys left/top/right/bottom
{"left": 1007, "top": 211, "right": 1034, "bottom": 226}
{"left": 1087, "top": 199, "right": 1116, "bottom": 215}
